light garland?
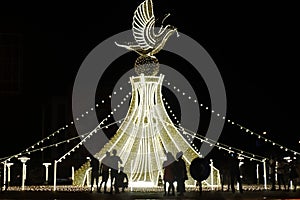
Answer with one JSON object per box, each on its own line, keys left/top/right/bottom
{"left": 163, "top": 78, "right": 300, "bottom": 156}
{"left": 162, "top": 98, "right": 267, "bottom": 162}
{"left": 0, "top": 87, "right": 131, "bottom": 163}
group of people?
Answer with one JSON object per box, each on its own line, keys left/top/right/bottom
{"left": 219, "top": 152, "right": 243, "bottom": 193}
{"left": 269, "top": 156, "right": 299, "bottom": 191}
{"left": 162, "top": 151, "right": 188, "bottom": 196}
{"left": 89, "top": 149, "right": 128, "bottom": 194}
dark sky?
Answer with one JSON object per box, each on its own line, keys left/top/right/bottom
{"left": 0, "top": 1, "right": 299, "bottom": 161}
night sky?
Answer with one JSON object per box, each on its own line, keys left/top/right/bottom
{"left": 1, "top": 1, "right": 299, "bottom": 164}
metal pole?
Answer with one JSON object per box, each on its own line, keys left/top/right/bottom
{"left": 21, "top": 163, "right": 26, "bottom": 191}
{"left": 18, "top": 157, "right": 30, "bottom": 191}
{"left": 210, "top": 159, "right": 213, "bottom": 191}
{"left": 53, "top": 160, "right": 57, "bottom": 191}
{"left": 130, "top": 160, "right": 133, "bottom": 191}
{"left": 256, "top": 164, "right": 259, "bottom": 184}
{"left": 3, "top": 161, "right": 6, "bottom": 191}
{"left": 263, "top": 161, "right": 267, "bottom": 190}
{"left": 72, "top": 166, "right": 74, "bottom": 182}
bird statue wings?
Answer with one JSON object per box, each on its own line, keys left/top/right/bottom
{"left": 115, "top": 0, "right": 179, "bottom": 57}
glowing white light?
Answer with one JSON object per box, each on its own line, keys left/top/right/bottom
{"left": 263, "top": 131, "right": 266, "bottom": 135}
{"left": 182, "top": 92, "right": 185, "bottom": 95}
{"left": 188, "top": 96, "right": 191, "bottom": 99}
{"left": 71, "top": 122, "right": 74, "bottom": 124}
{"left": 109, "top": 95, "right": 112, "bottom": 98}
{"left": 114, "top": 92, "right": 117, "bottom": 95}
{"left": 91, "top": 108, "right": 94, "bottom": 111}
{"left": 102, "top": 100, "right": 105, "bottom": 103}
{"left": 96, "top": 104, "right": 99, "bottom": 107}
{"left": 85, "top": 111, "right": 88, "bottom": 114}
{"left": 76, "top": 118, "right": 79, "bottom": 121}
{"left": 81, "top": 114, "right": 84, "bottom": 117}
{"left": 120, "top": 87, "right": 123, "bottom": 90}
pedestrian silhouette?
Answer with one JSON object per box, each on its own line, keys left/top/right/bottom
{"left": 229, "top": 152, "right": 243, "bottom": 193}
{"left": 110, "top": 149, "right": 123, "bottom": 193}
{"left": 287, "top": 158, "right": 299, "bottom": 192}
{"left": 268, "top": 156, "right": 276, "bottom": 191}
{"left": 99, "top": 151, "right": 111, "bottom": 193}
{"left": 162, "top": 152, "right": 176, "bottom": 196}
{"left": 90, "top": 156, "right": 100, "bottom": 192}
{"left": 174, "top": 151, "right": 187, "bottom": 196}
{"left": 115, "top": 167, "right": 129, "bottom": 192}
{"left": 219, "top": 152, "right": 231, "bottom": 192}
{"left": 277, "top": 158, "right": 287, "bottom": 191}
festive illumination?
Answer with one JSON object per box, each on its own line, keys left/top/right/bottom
{"left": 164, "top": 78, "right": 300, "bottom": 156}
{"left": 89, "top": 74, "right": 201, "bottom": 187}
{"left": 115, "top": 0, "right": 179, "bottom": 76}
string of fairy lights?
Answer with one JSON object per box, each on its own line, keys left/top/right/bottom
{"left": 0, "top": 87, "right": 131, "bottom": 163}
{"left": 162, "top": 99, "right": 267, "bottom": 163}
{"left": 163, "top": 78, "right": 300, "bottom": 156}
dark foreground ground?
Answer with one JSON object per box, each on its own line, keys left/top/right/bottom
{"left": 1, "top": 190, "right": 300, "bottom": 200}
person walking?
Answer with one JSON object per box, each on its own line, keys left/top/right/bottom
{"left": 229, "top": 152, "right": 243, "bottom": 193}
{"left": 175, "top": 151, "right": 187, "bottom": 196}
{"left": 163, "top": 152, "right": 176, "bottom": 196}
{"left": 287, "top": 159, "right": 299, "bottom": 192}
{"left": 277, "top": 158, "right": 287, "bottom": 191}
{"left": 90, "top": 156, "right": 100, "bottom": 192}
{"left": 99, "top": 151, "right": 111, "bottom": 193}
{"left": 110, "top": 149, "right": 123, "bottom": 193}
{"left": 269, "top": 156, "right": 276, "bottom": 191}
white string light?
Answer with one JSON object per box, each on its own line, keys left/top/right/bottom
{"left": 164, "top": 78, "right": 300, "bottom": 156}
{"left": 1, "top": 89, "right": 132, "bottom": 162}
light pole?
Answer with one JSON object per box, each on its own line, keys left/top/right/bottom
{"left": 6, "top": 163, "right": 14, "bottom": 187}
{"left": 18, "top": 157, "right": 30, "bottom": 191}
{"left": 43, "top": 163, "right": 51, "bottom": 184}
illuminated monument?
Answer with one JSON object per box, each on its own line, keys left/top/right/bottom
{"left": 74, "top": 0, "right": 217, "bottom": 187}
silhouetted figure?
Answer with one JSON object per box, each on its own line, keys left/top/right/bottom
{"left": 110, "top": 149, "right": 123, "bottom": 193}
{"left": 90, "top": 156, "right": 100, "bottom": 192}
{"left": 190, "top": 157, "right": 210, "bottom": 195}
{"left": 229, "top": 153, "right": 243, "bottom": 193}
{"left": 163, "top": 152, "right": 176, "bottom": 196}
{"left": 115, "top": 167, "right": 129, "bottom": 192}
{"left": 219, "top": 153, "right": 231, "bottom": 192}
{"left": 287, "top": 159, "right": 299, "bottom": 192}
{"left": 175, "top": 151, "right": 187, "bottom": 196}
{"left": 99, "top": 151, "right": 111, "bottom": 193}
{"left": 269, "top": 156, "right": 276, "bottom": 191}
{"left": 277, "top": 158, "right": 287, "bottom": 190}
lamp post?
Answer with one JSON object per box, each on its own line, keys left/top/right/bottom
{"left": 6, "top": 163, "right": 14, "bottom": 187}
{"left": 18, "top": 157, "right": 30, "bottom": 191}
{"left": 43, "top": 163, "right": 51, "bottom": 184}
